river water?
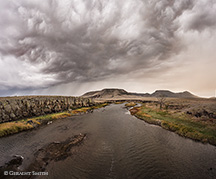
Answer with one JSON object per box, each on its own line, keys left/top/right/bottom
{"left": 0, "top": 104, "right": 216, "bottom": 179}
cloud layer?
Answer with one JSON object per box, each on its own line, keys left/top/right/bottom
{"left": 0, "top": 0, "right": 216, "bottom": 96}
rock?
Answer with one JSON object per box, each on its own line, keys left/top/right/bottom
{"left": 3, "top": 104, "right": 12, "bottom": 114}
{"left": 47, "top": 121, "right": 52, "bottom": 125}
{"left": 27, "top": 120, "right": 33, "bottom": 124}
{"left": 0, "top": 97, "right": 94, "bottom": 123}
{"left": 4, "top": 155, "right": 24, "bottom": 168}
{"left": 186, "top": 111, "right": 192, "bottom": 115}
{"left": 9, "top": 113, "right": 16, "bottom": 119}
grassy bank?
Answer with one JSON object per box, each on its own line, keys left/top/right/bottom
{"left": 130, "top": 105, "right": 216, "bottom": 146}
{"left": 125, "top": 102, "right": 137, "bottom": 107}
{"left": 114, "top": 101, "right": 125, "bottom": 104}
{"left": 0, "top": 103, "right": 108, "bottom": 138}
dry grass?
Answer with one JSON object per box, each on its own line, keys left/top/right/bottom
{"left": 130, "top": 104, "right": 216, "bottom": 146}
{"left": 0, "top": 112, "right": 73, "bottom": 138}
{"left": 71, "top": 103, "right": 108, "bottom": 114}
{"left": 125, "top": 102, "right": 137, "bottom": 107}
{"left": 0, "top": 121, "right": 33, "bottom": 137}
{"left": 33, "top": 112, "right": 72, "bottom": 121}
{"left": 0, "top": 103, "right": 109, "bottom": 138}
{"left": 91, "top": 103, "right": 109, "bottom": 109}
{"left": 0, "top": 112, "right": 75, "bottom": 138}
{"left": 71, "top": 107, "right": 92, "bottom": 114}
{"left": 114, "top": 101, "right": 125, "bottom": 104}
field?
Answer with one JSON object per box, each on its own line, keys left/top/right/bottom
{"left": 130, "top": 98, "right": 216, "bottom": 145}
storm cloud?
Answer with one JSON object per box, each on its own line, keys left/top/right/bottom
{"left": 0, "top": 0, "right": 216, "bottom": 97}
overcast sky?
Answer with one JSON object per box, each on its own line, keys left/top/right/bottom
{"left": 0, "top": 0, "right": 216, "bottom": 97}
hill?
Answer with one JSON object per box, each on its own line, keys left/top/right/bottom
{"left": 82, "top": 88, "right": 128, "bottom": 98}
{"left": 151, "top": 90, "right": 197, "bottom": 98}
{"left": 82, "top": 88, "right": 197, "bottom": 99}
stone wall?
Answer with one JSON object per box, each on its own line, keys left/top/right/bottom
{"left": 0, "top": 96, "right": 95, "bottom": 123}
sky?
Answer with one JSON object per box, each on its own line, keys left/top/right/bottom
{"left": 0, "top": 0, "right": 216, "bottom": 97}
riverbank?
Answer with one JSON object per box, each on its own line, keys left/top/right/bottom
{"left": 1, "top": 103, "right": 216, "bottom": 179}
{"left": 125, "top": 102, "right": 137, "bottom": 107}
{"left": 130, "top": 104, "right": 216, "bottom": 146}
{"left": 0, "top": 103, "right": 108, "bottom": 138}
{"left": 0, "top": 96, "right": 95, "bottom": 123}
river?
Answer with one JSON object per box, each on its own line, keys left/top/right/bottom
{"left": 0, "top": 104, "right": 216, "bottom": 179}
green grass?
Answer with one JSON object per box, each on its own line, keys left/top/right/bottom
{"left": 0, "top": 103, "right": 109, "bottom": 138}
{"left": 131, "top": 105, "right": 216, "bottom": 145}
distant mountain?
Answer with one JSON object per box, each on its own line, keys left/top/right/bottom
{"left": 82, "top": 88, "right": 197, "bottom": 99}
{"left": 82, "top": 88, "right": 129, "bottom": 98}
{"left": 151, "top": 90, "right": 197, "bottom": 98}
{"left": 209, "top": 97, "right": 216, "bottom": 100}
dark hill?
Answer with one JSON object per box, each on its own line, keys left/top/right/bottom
{"left": 151, "top": 90, "right": 197, "bottom": 98}
{"left": 82, "top": 88, "right": 197, "bottom": 99}
{"left": 82, "top": 88, "right": 128, "bottom": 98}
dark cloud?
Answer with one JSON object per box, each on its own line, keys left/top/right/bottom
{"left": 0, "top": 0, "right": 216, "bottom": 96}
{"left": 179, "top": 0, "right": 216, "bottom": 32}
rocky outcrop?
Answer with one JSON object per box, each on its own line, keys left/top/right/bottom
{"left": 186, "top": 109, "right": 216, "bottom": 119}
{"left": 0, "top": 96, "right": 94, "bottom": 123}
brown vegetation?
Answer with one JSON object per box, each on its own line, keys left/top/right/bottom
{"left": 125, "top": 102, "right": 137, "bottom": 107}
{"left": 130, "top": 99, "right": 216, "bottom": 146}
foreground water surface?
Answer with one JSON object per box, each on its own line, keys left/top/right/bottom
{"left": 0, "top": 104, "right": 216, "bottom": 179}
